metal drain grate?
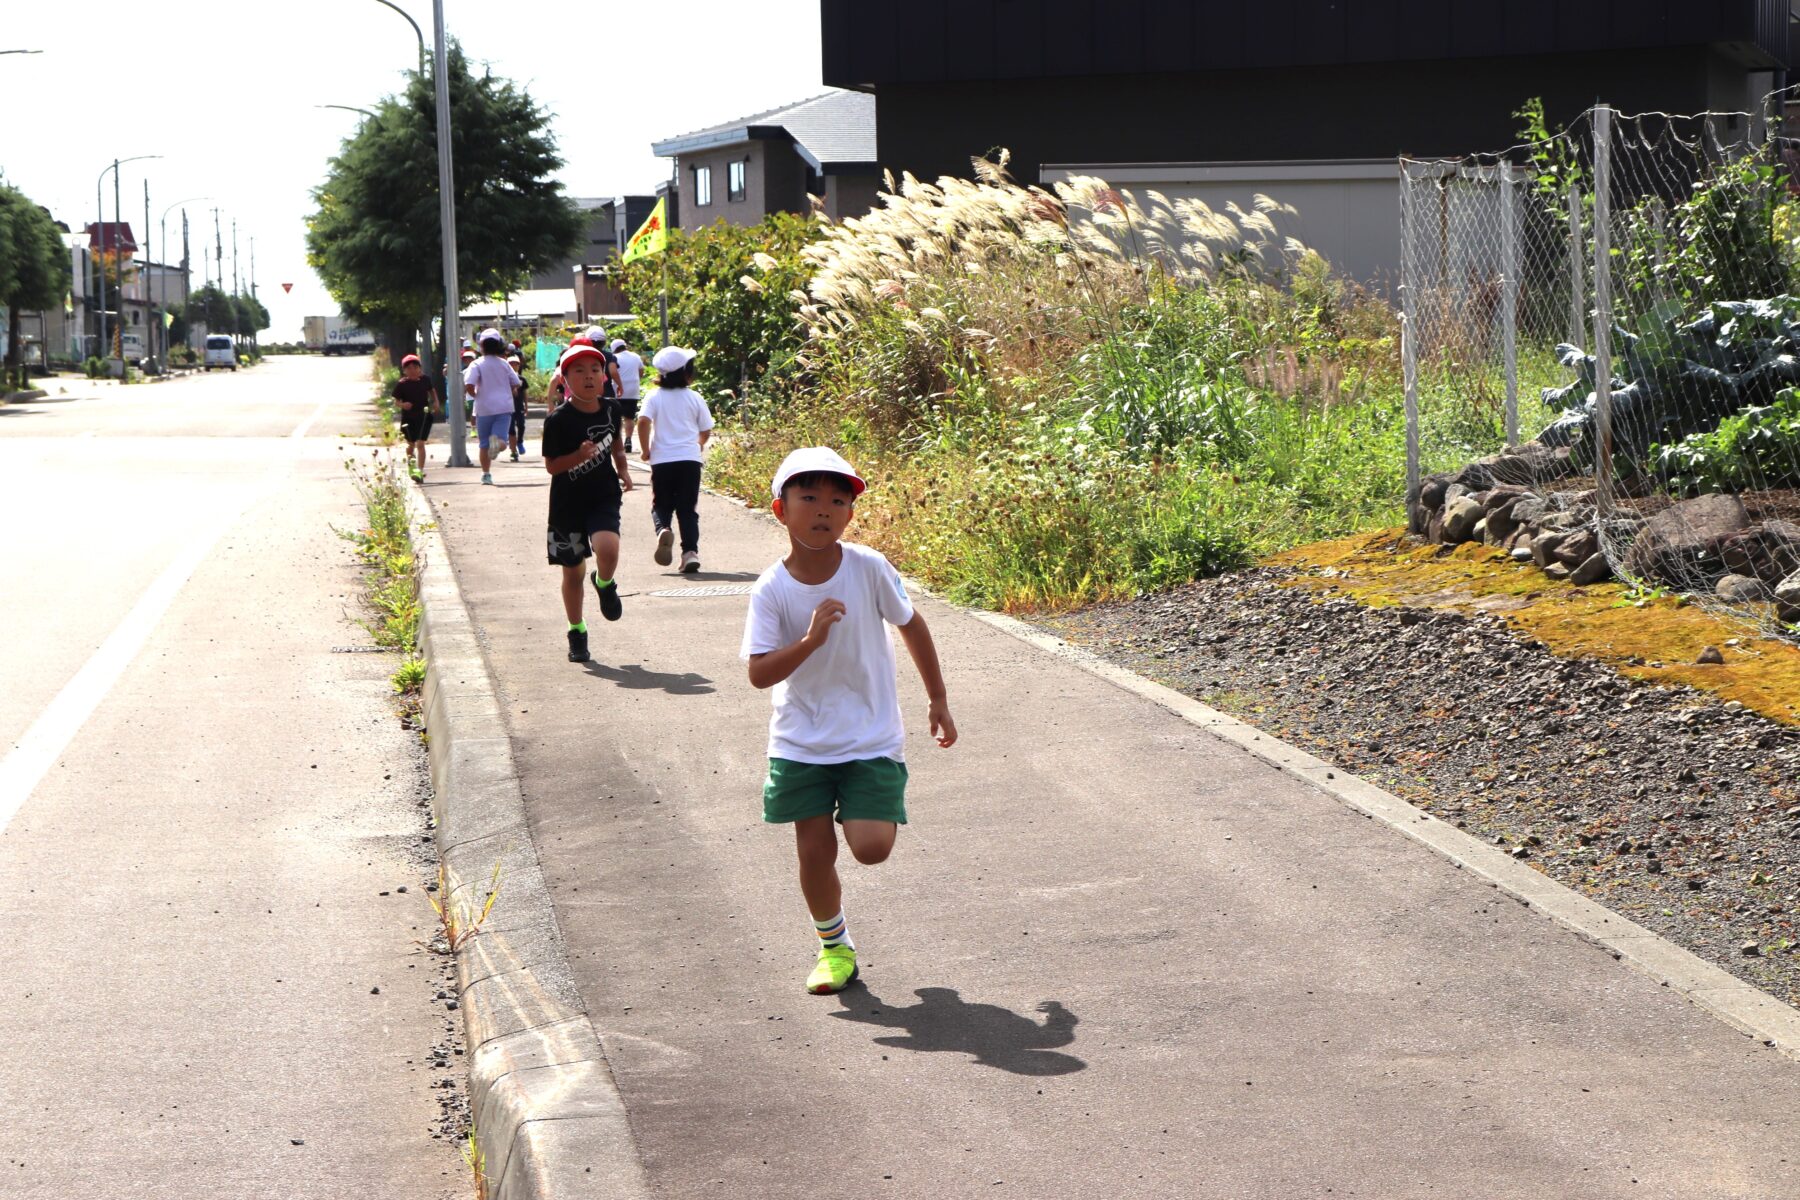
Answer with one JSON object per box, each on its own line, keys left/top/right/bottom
{"left": 648, "top": 584, "right": 755, "bottom": 598}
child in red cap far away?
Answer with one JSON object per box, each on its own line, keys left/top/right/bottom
{"left": 741, "top": 447, "right": 958, "bottom": 994}
{"left": 541, "top": 342, "right": 633, "bottom": 663}
{"left": 391, "top": 353, "right": 439, "bottom": 479}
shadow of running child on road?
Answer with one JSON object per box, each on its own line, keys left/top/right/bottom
{"left": 831, "top": 986, "right": 1085, "bottom": 1076}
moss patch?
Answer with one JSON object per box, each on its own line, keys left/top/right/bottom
{"left": 1267, "top": 529, "right": 1800, "bottom": 726}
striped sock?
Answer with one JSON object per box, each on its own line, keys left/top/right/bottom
{"left": 813, "top": 910, "right": 852, "bottom": 949}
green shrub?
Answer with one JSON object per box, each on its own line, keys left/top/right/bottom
{"left": 614, "top": 212, "right": 819, "bottom": 408}
{"left": 1654, "top": 387, "right": 1800, "bottom": 494}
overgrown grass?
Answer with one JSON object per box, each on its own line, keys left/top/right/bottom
{"left": 342, "top": 354, "right": 425, "bottom": 698}
{"left": 698, "top": 158, "right": 1561, "bottom": 611}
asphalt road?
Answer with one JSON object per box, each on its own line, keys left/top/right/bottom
{"left": 428, "top": 450, "right": 1800, "bottom": 1200}
{"left": 0, "top": 359, "right": 460, "bottom": 1198}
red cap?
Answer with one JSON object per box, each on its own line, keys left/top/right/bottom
{"left": 400, "top": 353, "right": 421, "bottom": 366}
{"left": 558, "top": 343, "right": 608, "bottom": 372}
{"left": 569, "top": 334, "right": 595, "bottom": 348}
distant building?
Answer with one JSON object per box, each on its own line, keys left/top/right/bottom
{"left": 821, "top": 0, "right": 1796, "bottom": 283}
{"left": 652, "top": 89, "right": 878, "bottom": 230}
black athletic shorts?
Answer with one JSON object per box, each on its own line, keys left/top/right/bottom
{"left": 546, "top": 505, "right": 622, "bottom": 566}
{"left": 400, "top": 414, "right": 429, "bottom": 442}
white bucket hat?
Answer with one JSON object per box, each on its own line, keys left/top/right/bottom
{"left": 770, "top": 447, "right": 866, "bottom": 500}
{"left": 652, "top": 346, "right": 697, "bottom": 373}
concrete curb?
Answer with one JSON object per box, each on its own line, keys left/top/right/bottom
{"left": 965, "top": 608, "right": 1800, "bottom": 1063}
{"left": 407, "top": 482, "right": 652, "bottom": 1200}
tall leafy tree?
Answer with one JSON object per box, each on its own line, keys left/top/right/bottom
{"left": 0, "top": 186, "right": 72, "bottom": 389}
{"left": 306, "top": 43, "right": 582, "bottom": 371}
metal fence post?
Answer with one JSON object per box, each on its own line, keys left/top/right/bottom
{"left": 1567, "top": 179, "right": 1584, "bottom": 346}
{"left": 1500, "top": 160, "right": 1519, "bottom": 448}
{"left": 1400, "top": 161, "right": 1421, "bottom": 512}
{"left": 1592, "top": 105, "right": 1614, "bottom": 518}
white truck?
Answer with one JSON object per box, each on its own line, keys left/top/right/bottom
{"left": 303, "top": 316, "right": 377, "bottom": 356}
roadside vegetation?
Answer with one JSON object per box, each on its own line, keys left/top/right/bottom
{"left": 341, "top": 349, "right": 426, "bottom": 705}
{"left": 623, "top": 156, "right": 1545, "bottom": 611}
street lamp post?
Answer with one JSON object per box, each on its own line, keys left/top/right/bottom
{"left": 368, "top": 0, "right": 426, "bottom": 73}
{"left": 432, "top": 0, "right": 468, "bottom": 466}
{"left": 95, "top": 155, "right": 159, "bottom": 363}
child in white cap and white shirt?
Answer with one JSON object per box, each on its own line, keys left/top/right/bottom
{"left": 635, "top": 346, "right": 715, "bottom": 573}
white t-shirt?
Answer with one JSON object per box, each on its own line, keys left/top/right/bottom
{"left": 463, "top": 355, "right": 520, "bottom": 417}
{"left": 613, "top": 349, "right": 643, "bottom": 399}
{"left": 639, "top": 387, "right": 715, "bottom": 465}
{"left": 740, "top": 543, "right": 916, "bottom": 764}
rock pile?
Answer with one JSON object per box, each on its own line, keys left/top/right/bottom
{"left": 1411, "top": 443, "right": 1800, "bottom": 623}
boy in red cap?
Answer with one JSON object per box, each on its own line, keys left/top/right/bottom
{"left": 391, "top": 353, "right": 439, "bottom": 479}
{"left": 542, "top": 342, "right": 634, "bottom": 662}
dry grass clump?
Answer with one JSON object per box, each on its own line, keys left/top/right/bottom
{"left": 760, "top": 152, "right": 1309, "bottom": 414}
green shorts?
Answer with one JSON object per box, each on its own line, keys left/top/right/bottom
{"left": 763, "top": 757, "right": 909, "bottom": 825}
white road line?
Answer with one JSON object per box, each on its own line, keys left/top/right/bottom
{"left": 0, "top": 508, "right": 242, "bottom": 835}
{"left": 0, "top": 399, "right": 330, "bottom": 836}
{"left": 289, "top": 398, "right": 331, "bottom": 442}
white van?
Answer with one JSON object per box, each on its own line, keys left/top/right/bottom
{"left": 203, "top": 334, "right": 237, "bottom": 371}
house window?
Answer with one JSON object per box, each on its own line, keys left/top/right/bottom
{"left": 694, "top": 165, "right": 713, "bottom": 207}
{"left": 728, "top": 160, "right": 747, "bottom": 202}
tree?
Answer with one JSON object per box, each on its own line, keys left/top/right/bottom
{"left": 187, "top": 284, "right": 236, "bottom": 335}
{"left": 234, "top": 292, "right": 270, "bottom": 342}
{"left": 0, "top": 186, "right": 72, "bottom": 390}
{"left": 306, "top": 42, "right": 582, "bottom": 375}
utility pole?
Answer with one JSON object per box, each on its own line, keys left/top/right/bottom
{"left": 144, "top": 178, "right": 155, "bottom": 364}
{"left": 231, "top": 219, "right": 239, "bottom": 300}
{"left": 113, "top": 160, "right": 125, "bottom": 359}
{"left": 213, "top": 209, "right": 224, "bottom": 332}
{"left": 433, "top": 0, "right": 469, "bottom": 467}
{"left": 181, "top": 210, "right": 190, "bottom": 348}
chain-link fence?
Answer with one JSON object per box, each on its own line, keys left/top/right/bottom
{"left": 1402, "top": 95, "right": 1800, "bottom": 640}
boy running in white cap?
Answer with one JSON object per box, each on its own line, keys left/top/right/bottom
{"left": 636, "top": 346, "right": 713, "bottom": 573}
{"left": 542, "top": 343, "right": 633, "bottom": 662}
{"left": 741, "top": 448, "right": 957, "bottom": 994}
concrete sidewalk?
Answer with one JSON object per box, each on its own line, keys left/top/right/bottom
{"left": 427, "top": 453, "right": 1800, "bottom": 1200}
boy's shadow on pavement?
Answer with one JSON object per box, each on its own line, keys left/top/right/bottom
{"left": 832, "top": 986, "right": 1085, "bottom": 1076}
{"left": 582, "top": 661, "right": 715, "bottom": 695}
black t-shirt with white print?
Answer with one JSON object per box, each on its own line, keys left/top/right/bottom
{"left": 542, "top": 397, "right": 623, "bottom": 526}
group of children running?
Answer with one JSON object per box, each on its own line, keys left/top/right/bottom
{"left": 391, "top": 326, "right": 957, "bottom": 996}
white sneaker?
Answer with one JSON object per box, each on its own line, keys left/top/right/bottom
{"left": 680, "top": 550, "right": 700, "bottom": 574}
{"left": 654, "top": 528, "right": 675, "bottom": 567}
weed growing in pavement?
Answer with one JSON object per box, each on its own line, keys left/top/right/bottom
{"left": 424, "top": 860, "right": 503, "bottom": 954}
{"left": 462, "top": 1127, "right": 489, "bottom": 1200}
{"left": 339, "top": 356, "right": 426, "bottom": 703}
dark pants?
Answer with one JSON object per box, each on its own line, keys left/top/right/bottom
{"left": 650, "top": 460, "right": 703, "bottom": 553}
{"left": 510, "top": 405, "right": 527, "bottom": 447}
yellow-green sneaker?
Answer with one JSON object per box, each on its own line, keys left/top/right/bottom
{"left": 805, "top": 944, "right": 858, "bottom": 994}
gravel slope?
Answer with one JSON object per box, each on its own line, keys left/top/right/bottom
{"left": 1042, "top": 568, "right": 1800, "bottom": 1006}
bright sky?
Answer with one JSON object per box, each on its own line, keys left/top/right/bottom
{"left": 2, "top": 0, "right": 825, "bottom": 341}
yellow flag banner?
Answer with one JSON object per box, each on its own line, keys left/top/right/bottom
{"left": 163, "top": 310, "right": 174, "bottom": 329}
{"left": 621, "top": 197, "right": 668, "bottom": 264}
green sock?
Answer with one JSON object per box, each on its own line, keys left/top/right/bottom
{"left": 569, "top": 621, "right": 587, "bottom": 633}
{"left": 592, "top": 575, "right": 613, "bottom": 588}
